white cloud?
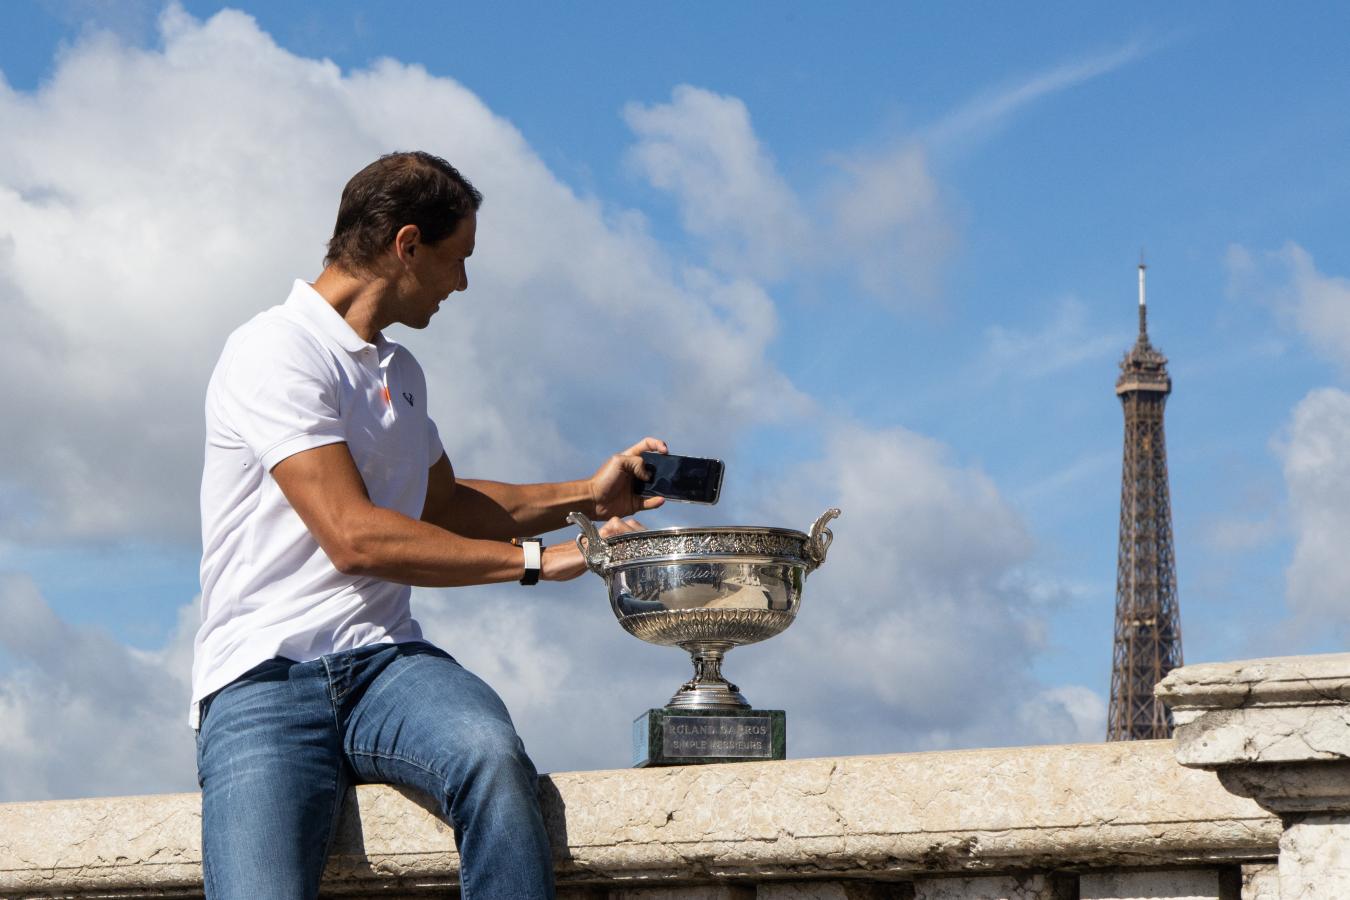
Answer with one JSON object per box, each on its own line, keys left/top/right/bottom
{"left": 419, "top": 420, "right": 1103, "bottom": 768}
{"left": 729, "top": 421, "right": 1102, "bottom": 754}
{"left": 0, "top": 575, "right": 197, "bottom": 801}
{"left": 1226, "top": 241, "right": 1350, "bottom": 373}
{"left": 981, "top": 298, "right": 1126, "bottom": 382}
{"left": 0, "top": 413, "right": 1100, "bottom": 797}
{"left": 623, "top": 85, "right": 810, "bottom": 281}
{"left": 1278, "top": 388, "right": 1350, "bottom": 640}
{"left": 620, "top": 44, "right": 1155, "bottom": 313}
{"left": 1201, "top": 515, "right": 1280, "bottom": 554}
{"left": 0, "top": 6, "right": 805, "bottom": 540}
{"left": 1015, "top": 685, "right": 1106, "bottom": 745}
{"left": 624, "top": 86, "right": 954, "bottom": 309}
{"left": 0, "top": 8, "right": 1108, "bottom": 798}
{"left": 825, "top": 143, "right": 955, "bottom": 307}
{"left": 924, "top": 40, "right": 1151, "bottom": 149}
{"left": 1277, "top": 244, "right": 1350, "bottom": 372}
{"left": 1226, "top": 243, "right": 1350, "bottom": 640}
{"left": 414, "top": 581, "right": 683, "bottom": 772}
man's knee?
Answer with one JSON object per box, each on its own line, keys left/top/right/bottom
{"left": 446, "top": 719, "right": 539, "bottom": 793}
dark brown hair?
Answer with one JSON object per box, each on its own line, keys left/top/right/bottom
{"left": 324, "top": 151, "right": 482, "bottom": 271}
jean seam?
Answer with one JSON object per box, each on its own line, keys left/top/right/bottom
{"left": 319, "top": 760, "right": 346, "bottom": 885}
{"left": 201, "top": 735, "right": 220, "bottom": 900}
{"left": 203, "top": 844, "right": 219, "bottom": 900}
{"left": 346, "top": 746, "right": 446, "bottom": 782}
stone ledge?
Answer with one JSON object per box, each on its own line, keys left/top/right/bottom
{"left": 1159, "top": 653, "right": 1350, "bottom": 899}
{"left": 0, "top": 741, "right": 1279, "bottom": 897}
{"left": 1157, "top": 653, "right": 1350, "bottom": 715}
{"left": 1157, "top": 652, "right": 1350, "bottom": 767}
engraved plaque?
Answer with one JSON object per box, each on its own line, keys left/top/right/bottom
{"left": 661, "top": 715, "right": 772, "bottom": 759}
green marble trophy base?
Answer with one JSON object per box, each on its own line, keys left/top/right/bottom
{"left": 633, "top": 707, "right": 786, "bottom": 768}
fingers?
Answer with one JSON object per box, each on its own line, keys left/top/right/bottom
{"left": 598, "top": 515, "right": 646, "bottom": 537}
{"left": 610, "top": 451, "right": 652, "bottom": 483}
{"left": 616, "top": 453, "right": 648, "bottom": 475}
{"left": 639, "top": 495, "right": 666, "bottom": 510}
{"left": 622, "top": 436, "right": 668, "bottom": 457}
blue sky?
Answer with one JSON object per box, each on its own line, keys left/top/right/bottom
{"left": 2, "top": 2, "right": 1349, "bottom": 799}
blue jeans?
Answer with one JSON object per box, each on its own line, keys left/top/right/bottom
{"left": 195, "top": 641, "right": 555, "bottom": 899}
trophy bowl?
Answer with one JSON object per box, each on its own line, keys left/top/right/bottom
{"left": 568, "top": 508, "right": 840, "bottom": 711}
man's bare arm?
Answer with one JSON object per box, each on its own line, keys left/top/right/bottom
{"left": 420, "top": 454, "right": 592, "bottom": 539}
{"left": 421, "top": 438, "right": 668, "bottom": 540}
{"left": 273, "top": 442, "right": 595, "bottom": 585}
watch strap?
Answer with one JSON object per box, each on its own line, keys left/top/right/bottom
{"left": 518, "top": 538, "right": 542, "bottom": 586}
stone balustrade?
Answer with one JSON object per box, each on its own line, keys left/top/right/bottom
{"left": 4, "top": 652, "right": 1349, "bottom": 898}
{"left": 1157, "top": 652, "right": 1350, "bottom": 900}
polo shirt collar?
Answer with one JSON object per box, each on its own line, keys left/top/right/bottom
{"left": 284, "top": 279, "right": 379, "bottom": 355}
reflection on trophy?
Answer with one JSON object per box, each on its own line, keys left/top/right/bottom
{"left": 568, "top": 508, "right": 840, "bottom": 767}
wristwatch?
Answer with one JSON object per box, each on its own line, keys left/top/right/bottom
{"left": 516, "top": 538, "right": 543, "bottom": 586}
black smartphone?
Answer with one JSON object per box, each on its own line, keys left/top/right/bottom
{"left": 636, "top": 451, "right": 724, "bottom": 505}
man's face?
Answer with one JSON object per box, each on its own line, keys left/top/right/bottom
{"left": 398, "top": 211, "right": 476, "bottom": 328}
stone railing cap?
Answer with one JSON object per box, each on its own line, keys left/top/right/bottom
{"left": 0, "top": 741, "right": 1279, "bottom": 896}
{"left": 1157, "top": 653, "right": 1350, "bottom": 711}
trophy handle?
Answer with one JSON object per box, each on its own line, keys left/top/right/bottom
{"left": 805, "top": 507, "right": 841, "bottom": 570}
{"left": 567, "top": 512, "right": 610, "bottom": 574}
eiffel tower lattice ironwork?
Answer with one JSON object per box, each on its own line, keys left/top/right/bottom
{"left": 1107, "top": 260, "right": 1184, "bottom": 741}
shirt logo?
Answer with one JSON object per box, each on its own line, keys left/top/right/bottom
{"left": 402, "top": 391, "right": 415, "bottom": 407}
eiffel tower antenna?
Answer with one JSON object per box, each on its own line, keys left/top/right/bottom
{"left": 1107, "top": 257, "right": 1184, "bottom": 741}
{"left": 1138, "top": 250, "right": 1147, "bottom": 336}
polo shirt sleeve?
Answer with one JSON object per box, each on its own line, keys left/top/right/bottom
{"left": 215, "top": 327, "right": 347, "bottom": 471}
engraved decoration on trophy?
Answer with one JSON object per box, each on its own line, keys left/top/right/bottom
{"left": 567, "top": 508, "right": 840, "bottom": 766}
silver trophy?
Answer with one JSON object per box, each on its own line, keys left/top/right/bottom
{"left": 567, "top": 509, "right": 840, "bottom": 711}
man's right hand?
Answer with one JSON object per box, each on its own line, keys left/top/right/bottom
{"left": 542, "top": 516, "right": 645, "bottom": 581}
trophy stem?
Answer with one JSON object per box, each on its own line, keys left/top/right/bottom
{"left": 668, "top": 642, "right": 750, "bottom": 710}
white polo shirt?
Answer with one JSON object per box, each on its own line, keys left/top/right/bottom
{"left": 192, "top": 280, "right": 444, "bottom": 728}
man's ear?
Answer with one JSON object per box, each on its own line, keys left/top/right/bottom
{"left": 394, "top": 224, "right": 421, "bottom": 264}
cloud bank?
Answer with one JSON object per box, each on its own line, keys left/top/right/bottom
{"left": 0, "top": 7, "right": 1100, "bottom": 799}
{"left": 1230, "top": 242, "right": 1350, "bottom": 642}
{"left": 625, "top": 85, "right": 954, "bottom": 308}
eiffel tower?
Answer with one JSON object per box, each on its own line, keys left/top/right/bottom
{"left": 1107, "top": 260, "right": 1184, "bottom": 741}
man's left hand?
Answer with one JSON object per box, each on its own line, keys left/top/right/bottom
{"left": 590, "top": 437, "right": 668, "bottom": 519}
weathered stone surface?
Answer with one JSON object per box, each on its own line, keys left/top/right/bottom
{"left": 1279, "top": 815, "right": 1350, "bottom": 900}
{"left": 544, "top": 742, "right": 1274, "bottom": 883}
{"left": 1215, "top": 760, "right": 1350, "bottom": 815}
{"left": 1079, "top": 868, "right": 1239, "bottom": 899}
{"left": 610, "top": 888, "right": 755, "bottom": 900}
{"left": 913, "top": 874, "right": 1067, "bottom": 900}
{"left": 0, "top": 791, "right": 204, "bottom": 893}
{"left": 1239, "top": 863, "right": 1278, "bottom": 900}
{"left": 1157, "top": 653, "right": 1350, "bottom": 767}
{"left": 0, "top": 742, "right": 1278, "bottom": 897}
{"left": 1162, "top": 653, "right": 1350, "bottom": 899}
{"left": 756, "top": 881, "right": 913, "bottom": 899}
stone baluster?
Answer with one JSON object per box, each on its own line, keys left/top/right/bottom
{"left": 1158, "top": 652, "right": 1350, "bottom": 900}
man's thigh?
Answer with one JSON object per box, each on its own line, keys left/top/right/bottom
{"left": 340, "top": 643, "right": 536, "bottom": 805}
{"left": 197, "top": 657, "right": 347, "bottom": 900}
{"left": 341, "top": 644, "right": 556, "bottom": 899}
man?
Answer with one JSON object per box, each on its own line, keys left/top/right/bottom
{"left": 193, "top": 151, "right": 662, "bottom": 899}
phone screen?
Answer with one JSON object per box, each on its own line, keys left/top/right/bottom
{"left": 636, "top": 452, "right": 724, "bottom": 505}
